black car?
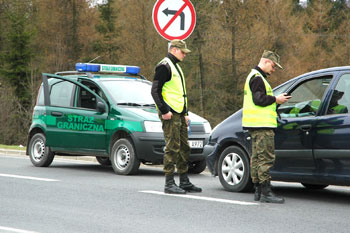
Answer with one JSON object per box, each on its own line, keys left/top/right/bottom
{"left": 205, "top": 66, "right": 350, "bottom": 192}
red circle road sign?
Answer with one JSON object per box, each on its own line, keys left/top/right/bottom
{"left": 152, "top": 0, "right": 196, "bottom": 41}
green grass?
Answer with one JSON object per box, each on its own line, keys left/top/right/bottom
{"left": 0, "top": 144, "right": 26, "bottom": 150}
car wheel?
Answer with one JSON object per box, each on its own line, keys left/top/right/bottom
{"left": 218, "top": 146, "right": 252, "bottom": 192}
{"left": 188, "top": 160, "right": 207, "bottom": 174}
{"left": 96, "top": 156, "right": 111, "bottom": 166}
{"left": 301, "top": 183, "right": 328, "bottom": 189}
{"left": 111, "top": 138, "right": 140, "bottom": 175}
{"left": 28, "top": 133, "right": 55, "bottom": 167}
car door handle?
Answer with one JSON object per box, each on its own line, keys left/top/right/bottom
{"left": 300, "top": 124, "right": 311, "bottom": 135}
{"left": 300, "top": 124, "right": 311, "bottom": 131}
{"left": 51, "top": 111, "right": 63, "bottom": 117}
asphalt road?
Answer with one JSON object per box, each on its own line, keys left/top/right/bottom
{"left": 1, "top": 153, "right": 350, "bottom": 233}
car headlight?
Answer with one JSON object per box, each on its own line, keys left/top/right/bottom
{"left": 203, "top": 122, "right": 212, "bottom": 133}
{"left": 144, "top": 121, "right": 163, "bottom": 133}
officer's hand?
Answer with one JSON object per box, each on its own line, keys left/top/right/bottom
{"left": 276, "top": 93, "right": 291, "bottom": 104}
{"left": 162, "top": 112, "right": 173, "bottom": 120}
{"left": 185, "top": 116, "right": 190, "bottom": 126}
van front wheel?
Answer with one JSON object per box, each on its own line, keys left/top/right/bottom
{"left": 111, "top": 138, "right": 140, "bottom": 175}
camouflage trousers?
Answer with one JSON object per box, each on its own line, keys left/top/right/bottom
{"left": 160, "top": 112, "right": 190, "bottom": 176}
{"left": 249, "top": 129, "right": 275, "bottom": 184}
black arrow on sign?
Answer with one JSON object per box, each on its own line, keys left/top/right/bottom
{"left": 163, "top": 8, "right": 185, "bottom": 30}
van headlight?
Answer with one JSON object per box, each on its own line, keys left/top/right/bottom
{"left": 144, "top": 121, "right": 163, "bottom": 133}
{"left": 204, "top": 122, "right": 212, "bottom": 133}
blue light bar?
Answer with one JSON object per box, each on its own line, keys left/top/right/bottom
{"left": 75, "top": 63, "right": 140, "bottom": 75}
{"left": 76, "top": 63, "right": 99, "bottom": 72}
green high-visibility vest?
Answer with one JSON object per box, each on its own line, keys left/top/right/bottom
{"left": 159, "top": 57, "right": 187, "bottom": 113}
{"left": 242, "top": 69, "right": 277, "bottom": 128}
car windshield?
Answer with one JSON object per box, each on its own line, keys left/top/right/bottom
{"left": 100, "top": 79, "right": 155, "bottom": 106}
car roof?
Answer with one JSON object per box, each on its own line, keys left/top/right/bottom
{"left": 293, "top": 66, "right": 350, "bottom": 79}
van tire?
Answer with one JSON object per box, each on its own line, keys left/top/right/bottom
{"left": 111, "top": 138, "right": 140, "bottom": 175}
{"left": 96, "top": 156, "right": 111, "bottom": 166}
{"left": 188, "top": 160, "right": 207, "bottom": 174}
{"left": 29, "top": 133, "right": 55, "bottom": 167}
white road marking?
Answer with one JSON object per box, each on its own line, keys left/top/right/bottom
{"left": 0, "top": 226, "right": 39, "bottom": 233}
{"left": 0, "top": 173, "right": 58, "bottom": 182}
{"left": 140, "top": 190, "right": 258, "bottom": 206}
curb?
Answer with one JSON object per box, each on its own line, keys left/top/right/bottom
{"left": 0, "top": 148, "right": 97, "bottom": 162}
{"left": 0, "top": 148, "right": 26, "bottom": 156}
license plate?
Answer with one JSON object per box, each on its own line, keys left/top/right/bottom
{"left": 188, "top": 140, "right": 203, "bottom": 149}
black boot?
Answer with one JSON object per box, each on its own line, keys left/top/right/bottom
{"left": 164, "top": 175, "right": 186, "bottom": 194}
{"left": 179, "top": 173, "right": 202, "bottom": 193}
{"left": 260, "top": 181, "right": 285, "bottom": 204}
{"left": 254, "top": 183, "right": 261, "bottom": 201}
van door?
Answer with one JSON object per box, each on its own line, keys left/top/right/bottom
{"left": 43, "top": 74, "right": 108, "bottom": 154}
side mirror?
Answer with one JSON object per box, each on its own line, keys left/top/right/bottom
{"left": 97, "top": 101, "right": 106, "bottom": 113}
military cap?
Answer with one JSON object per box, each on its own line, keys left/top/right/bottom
{"left": 262, "top": 50, "right": 282, "bottom": 69}
{"left": 170, "top": 39, "right": 191, "bottom": 53}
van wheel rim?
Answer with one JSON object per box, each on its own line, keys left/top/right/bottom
{"left": 115, "top": 145, "right": 130, "bottom": 170}
{"left": 32, "top": 139, "right": 45, "bottom": 162}
{"left": 221, "top": 153, "right": 244, "bottom": 185}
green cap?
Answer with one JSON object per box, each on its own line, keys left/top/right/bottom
{"left": 170, "top": 39, "right": 191, "bottom": 53}
{"left": 262, "top": 50, "right": 282, "bottom": 69}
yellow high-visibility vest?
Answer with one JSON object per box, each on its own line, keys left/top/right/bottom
{"left": 159, "top": 57, "right": 187, "bottom": 113}
{"left": 242, "top": 69, "right": 277, "bottom": 128}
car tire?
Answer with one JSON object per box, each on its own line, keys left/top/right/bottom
{"left": 301, "top": 183, "right": 328, "bottom": 189}
{"left": 218, "top": 145, "right": 253, "bottom": 192}
{"left": 188, "top": 160, "right": 207, "bottom": 174}
{"left": 28, "top": 133, "right": 55, "bottom": 167}
{"left": 111, "top": 138, "right": 140, "bottom": 175}
{"left": 96, "top": 156, "right": 111, "bottom": 166}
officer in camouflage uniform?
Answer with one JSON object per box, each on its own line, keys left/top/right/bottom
{"left": 151, "top": 40, "right": 202, "bottom": 194}
{"left": 242, "top": 50, "right": 290, "bottom": 203}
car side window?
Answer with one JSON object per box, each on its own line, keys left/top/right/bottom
{"left": 50, "top": 79, "right": 74, "bottom": 107}
{"left": 326, "top": 74, "right": 350, "bottom": 115}
{"left": 278, "top": 76, "right": 332, "bottom": 118}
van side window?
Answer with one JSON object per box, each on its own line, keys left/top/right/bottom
{"left": 77, "top": 87, "right": 97, "bottom": 109}
{"left": 50, "top": 80, "right": 74, "bottom": 107}
{"left": 36, "top": 85, "right": 44, "bottom": 106}
{"left": 76, "top": 81, "right": 105, "bottom": 110}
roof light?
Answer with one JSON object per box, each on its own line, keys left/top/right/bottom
{"left": 75, "top": 63, "right": 140, "bottom": 75}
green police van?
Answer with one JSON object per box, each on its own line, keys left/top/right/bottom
{"left": 26, "top": 63, "right": 211, "bottom": 175}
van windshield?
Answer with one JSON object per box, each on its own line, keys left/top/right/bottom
{"left": 100, "top": 79, "right": 155, "bottom": 106}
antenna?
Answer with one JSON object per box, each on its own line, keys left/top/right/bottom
{"left": 88, "top": 56, "right": 101, "bottom": 63}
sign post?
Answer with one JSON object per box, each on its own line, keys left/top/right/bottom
{"left": 152, "top": 0, "right": 196, "bottom": 41}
